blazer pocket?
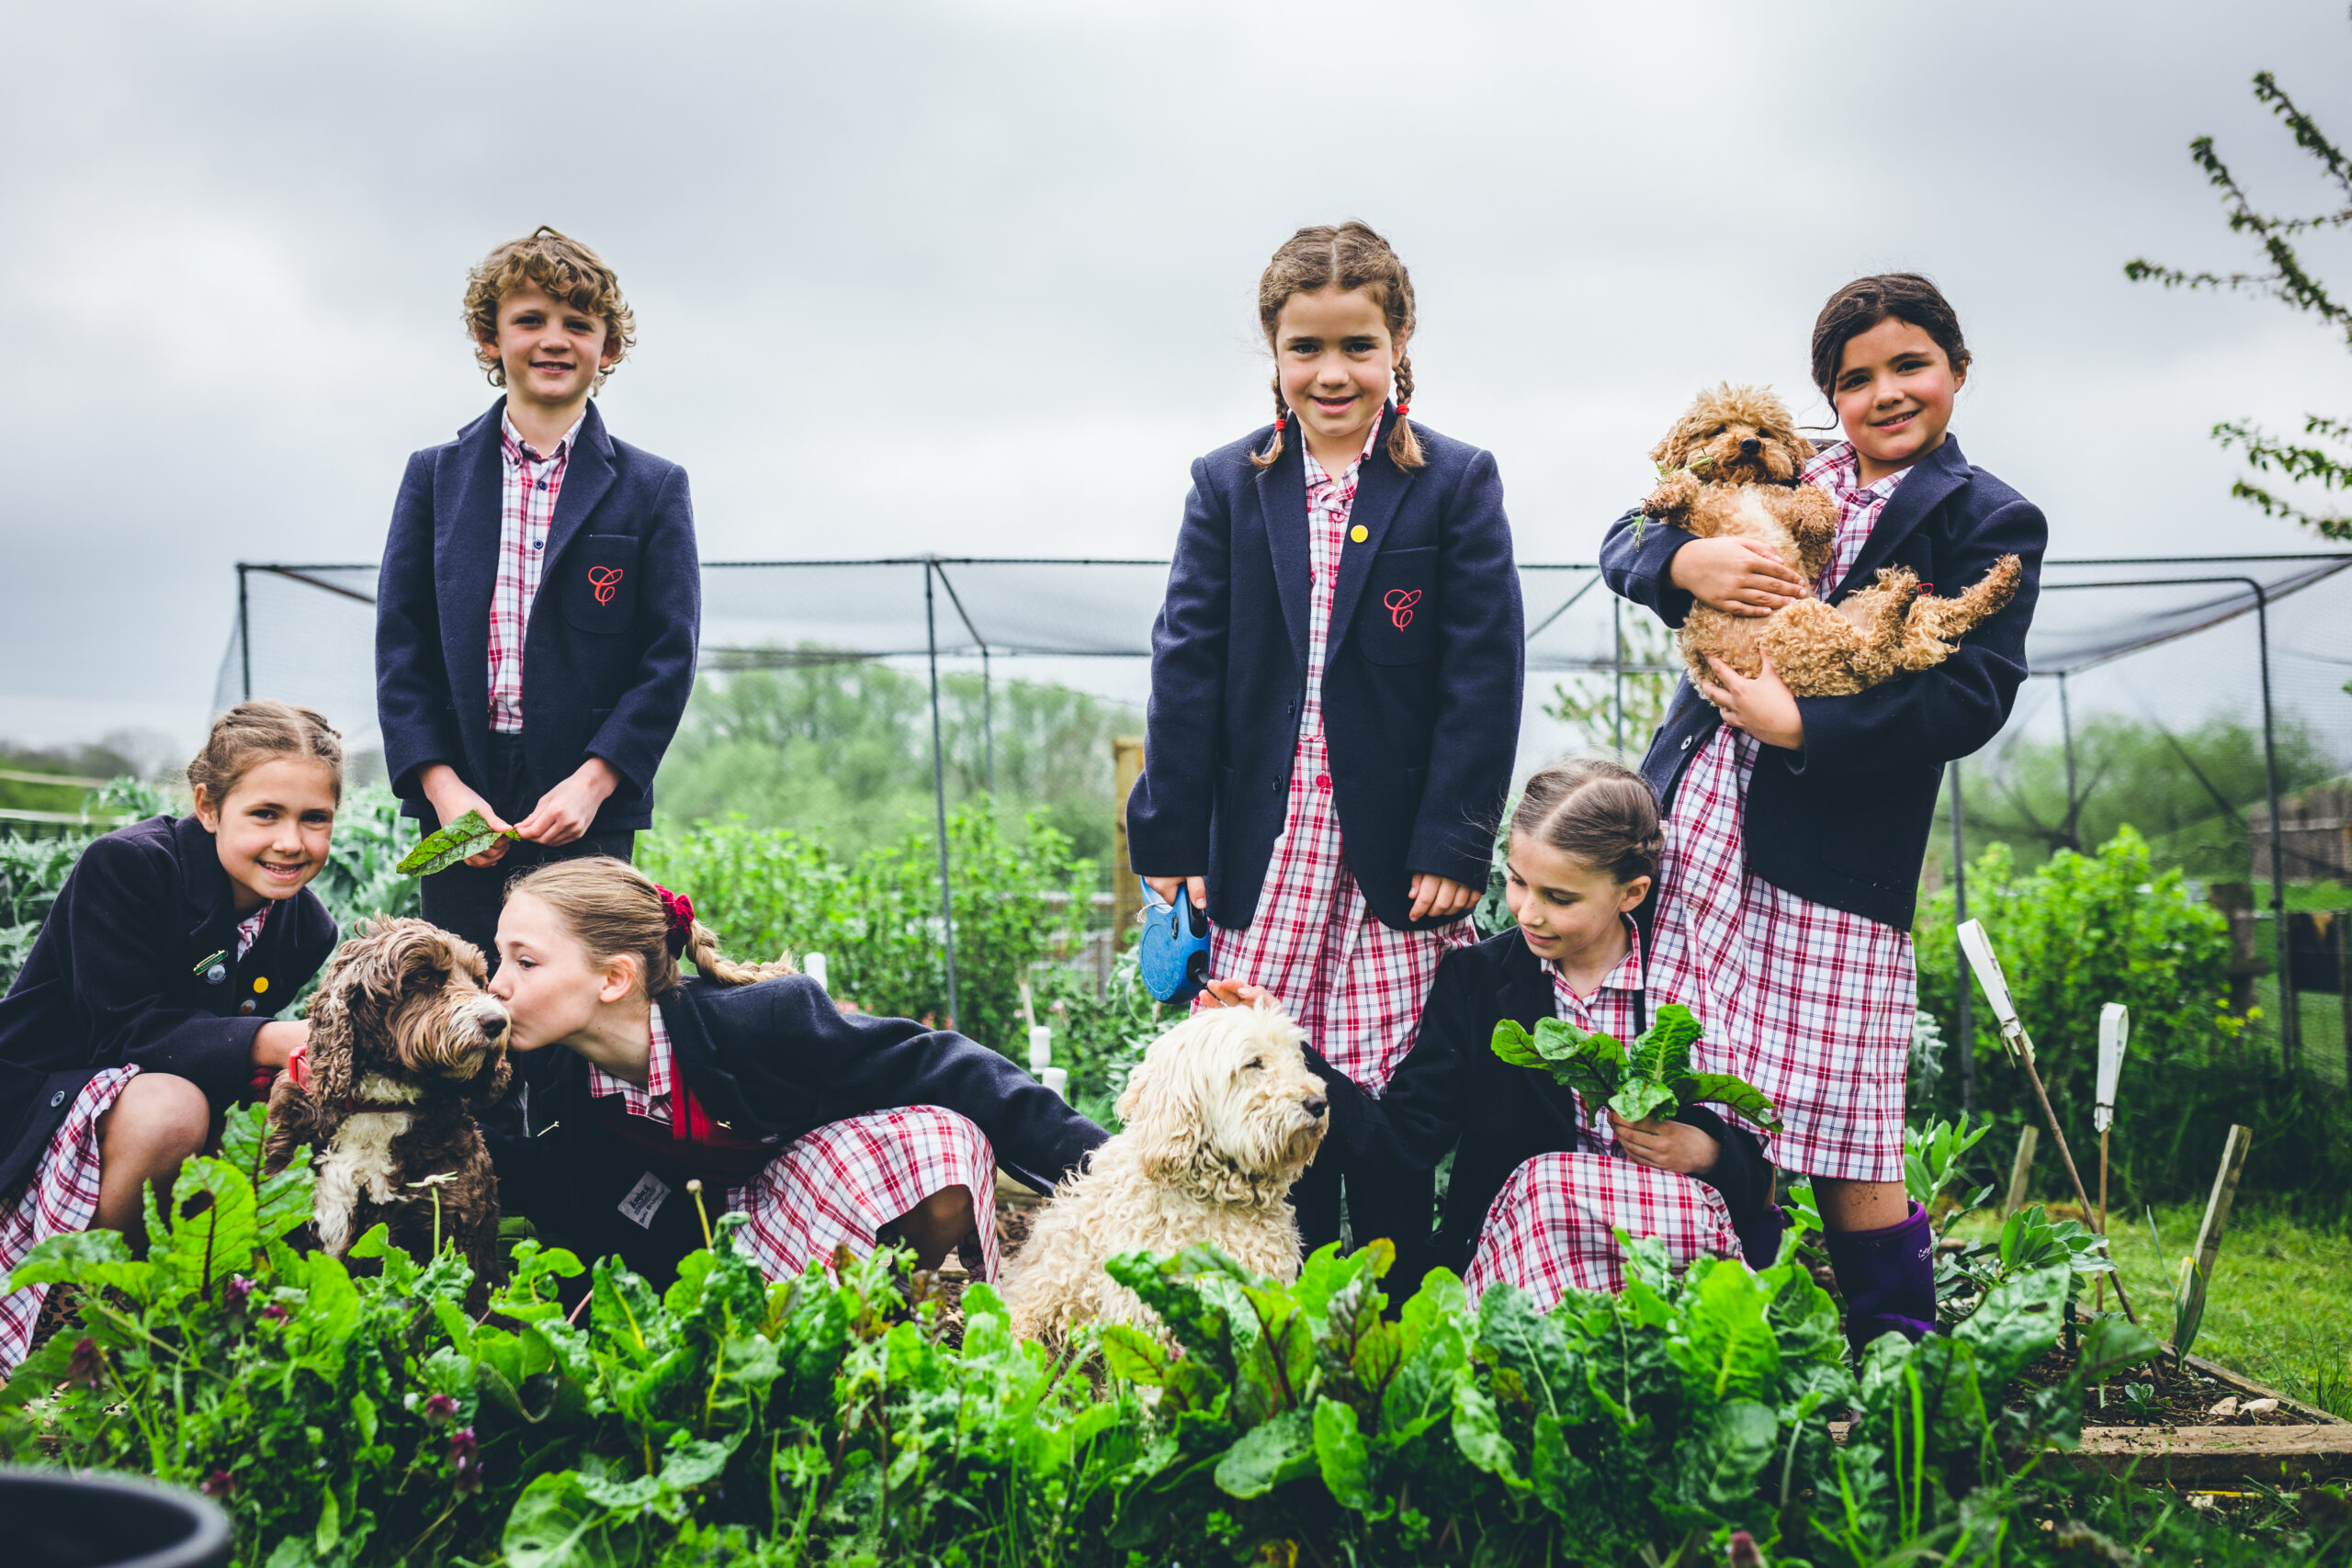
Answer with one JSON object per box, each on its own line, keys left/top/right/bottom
{"left": 561, "top": 535, "right": 641, "bottom": 634}
{"left": 1359, "top": 546, "right": 1437, "bottom": 666}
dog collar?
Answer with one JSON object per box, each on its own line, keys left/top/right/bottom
{"left": 287, "top": 1041, "right": 309, "bottom": 1090}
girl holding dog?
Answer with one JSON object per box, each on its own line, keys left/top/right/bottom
{"left": 1600, "top": 274, "right": 2046, "bottom": 1348}
{"left": 1128, "top": 221, "right": 1523, "bottom": 1258}
{"left": 483, "top": 858, "right": 1106, "bottom": 1288}
{"left": 0, "top": 701, "right": 345, "bottom": 1369}
{"left": 1292, "top": 758, "right": 1778, "bottom": 1307}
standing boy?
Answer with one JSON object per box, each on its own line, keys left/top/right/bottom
{"left": 377, "top": 226, "right": 700, "bottom": 961}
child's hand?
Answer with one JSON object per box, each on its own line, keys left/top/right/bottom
{"left": 1145, "top": 874, "right": 1208, "bottom": 910}
{"left": 1408, "top": 874, "right": 1478, "bottom": 921}
{"left": 1696, "top": 652, "right": 1804, "bottom": 751}
{"left": 514, "top": 758, "right": 620, "bottom": 846}
{"left": 1668, "top": 537, "right": 1806, "bottom": 617}
{"left": 252, "top": 1020, "right": 308, "bottom": 1070}
{"left": 1198, "top": 978, "right": 1273, "bottom": 1010}
{"left": 418, "top": 765, "right": 514, "bottom": 867}
{"left": 1607, "top": 1110, "right": 1721, "bottom": 1176}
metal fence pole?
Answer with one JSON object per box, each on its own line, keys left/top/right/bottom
{"left": 237, "top": 564, "right": 253, "bottom": 702}
{"left": 923, "top": 561, "right": 961, "bottom": 1029}
{"left": 981, "top": 647, "right": 995, "bottom": 795}
{"left": 2253, "top": 581, "right": 2293, "bottom": 1068}
{"left": 1951, "top": 758, "right": 1973, "bottom": 1114}
{"left": 1611, "top": 596, "right": 1624, "bottom": 756}
{"left": 2059, "top": 671, "right": 2078, "bottom": 850}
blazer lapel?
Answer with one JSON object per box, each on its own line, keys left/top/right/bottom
{"left": 437, "top": 400, "right": 507, "bottom": 735}
{"left": 1251, "top": 436, "right": 1313, "bottom": 671}
{"left": 1830, "top": 436, "right": 1970, "bottom": 600}
{"left": 1497, "top": 934, "right": 1555, "bottom": 1032}
{"left": 1326, "top": 409, "right": 1415, "bottom": 658}
{"left": 175, "top": 815, "right": 240, "bottom": 977}
{"left": 537, "top": 401, "right": 617, "bottom": 599}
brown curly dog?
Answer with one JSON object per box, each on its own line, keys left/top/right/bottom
{"left": 1644, "top": 383, "right": 2021, "bottom": 697}
{"left": 265, "top": 919, "right": 512, "bottom": 1288}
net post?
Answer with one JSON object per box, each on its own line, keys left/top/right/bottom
{"left": 924, "top": 559, "right": 961, "bottom": 1029}
{"left": 1951, "top": 757, "right": 1973, "bottom": 1115}
{"left": 2059, "top": 670, "right": 2078, "bottom": 851}
{"left": 2250, "top": 578, "right": 2293, "bottom": 1070}
{"left": 237, "top": 563, "right": 253, "bottom": 702}
{"left": 982, "top": 646, "right": 994, "bottom": 795}
{"left": 1611, "top": 595, "right": 1624, "bottom": 756}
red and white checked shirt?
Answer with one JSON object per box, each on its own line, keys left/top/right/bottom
{"left": 234, "top": 902, "right": 269, "bottom": 960}
{"left": 1544, "top": 920, "right": 1646, "bottom": 1150}
{"left": 487, "top": 412, "right": 581, "bottom": 735}
{"left": 586, "top": 1002, "right": 676, "bottom": 1121}
{"left": 1796, "top": 440, "right": 1904, "bottom": 595}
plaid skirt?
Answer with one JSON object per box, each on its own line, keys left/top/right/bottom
{"left": 1463, "top": 1149, "right": 1741, "bottom": 1311}
{"left": 1647, "top": 728, "right": 1914, "bottom": 1183}
{"left": 729, "top": 1105, "right": 1001, "bottom": 1284}
{"left": 1205, "top": 726, "right": 1472, "bottom": 1094}
{"left": 0, "top": 1066, "right": 138, "bottom": 1372}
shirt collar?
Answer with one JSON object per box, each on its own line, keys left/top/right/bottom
{"left": 1801, "top": 438, "right": 1905, "bottom": 502}
{"left": 1302, "top": 406, "right": 1389, "bottom": 491}
{"left": 1544, "top": 916, "right": 1645, "bottom": 1004}
{"left": 500, "top": 410, "right": 584, "bottom": 465}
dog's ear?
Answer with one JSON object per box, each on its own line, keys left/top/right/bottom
{"left": 304, "top": 976, "right": 355, "bottom": 1111}
{"left": 1117, "top": 1030, "right": 1204, "bottom": 1185}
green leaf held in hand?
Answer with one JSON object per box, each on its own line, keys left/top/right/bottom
{"left": 397, "top": 809, "right": 517, "bottom": 876}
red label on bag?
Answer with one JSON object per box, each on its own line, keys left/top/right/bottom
{"left": 588, "top": 566, "right": 625, "bottom": 605}
{"left": 1384, "top": 588, "right": 1422, "bottom": 630}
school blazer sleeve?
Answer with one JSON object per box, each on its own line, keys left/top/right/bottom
{"left": 376, "top": 450, "right": 462, "bottom": 796}
{"left": 1600, "top": 507, "right": 1701, "bottom": 628}
{"left": 64, "top": 838, "right": 267, "bottom": 1103}
{"left": 586, "top": 465, "right": 700, "bottom": 798}
{"left": 1305, "top": 943, "right": 1479, "bottom": 1172}
{"left": 1127, "top": 457, "right": 1232, "bottom": 877}
{"left": 739, "top": 977, "right": 1109, "bottom": 1195}
{"left": 1409, "top": 449, "right": 1521, "bottom": 884}
{"left": 1788, "top": 491, "right": 2046, "bottom": 781}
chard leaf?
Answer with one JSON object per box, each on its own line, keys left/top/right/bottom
{"left": 1451, "top": 1375, "right": 1530, "bottom": 1492}
{"left": 1630, "top": 1002, "right": 1703, "bottom": 1080}
{"left": 1491, "top": 1019, "right": 1545, "bottom": 1069}
{"left": 1099, "top": 1324, "right": 1170, "bottom": 1386}
{"left": 1608, "top": 1077, "right": 1678, "bottom": 1125}
{"left": 5, "top": 1229, "right": 153, "bottom": 1300}
{"left": 397, "top": 810, "right": 518, "bottom": 876}
{"left": 1678, "top": 1071, "right": 1783, "bottom": 1132}
{"left": 1313, "top": 1398, "right": 1378, "bottom": 1511}
{"left": 1213, "top": 1405, "right": 1316, "bottom": 1497}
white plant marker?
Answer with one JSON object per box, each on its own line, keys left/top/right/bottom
{"left": 1029, "top": 1024, "right": 1066, "bottom": 1099}
{"left": 1958, "top": 920, "right": 2138, "bottom": 1325}
{"left": 804, "top": 952, "right": 830, "bottom": 994}
{"left": 2094, "top": 1002, "right": 2129, "bottom": 1311}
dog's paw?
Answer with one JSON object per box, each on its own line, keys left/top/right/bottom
{"left": 1644, "top": 469, "right": 1702, "bottom": 517}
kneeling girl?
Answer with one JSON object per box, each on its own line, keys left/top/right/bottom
{"left": 1306, "top": 759, "right": 1776, "bottom": 1308}
{"left": 487, "top": 858, "right": 1107, "bottom": 1286}
{"left": 0, "top": 702, "right": 345, "bottom": 1367}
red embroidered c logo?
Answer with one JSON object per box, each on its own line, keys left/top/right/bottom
{"left": 1384, "top": 588, "right": 1422, "bottom": 630}
{"left": 588, "top": 566, "right": 624, "bottom": 605}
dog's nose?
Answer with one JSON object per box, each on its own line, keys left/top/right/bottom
{"left": 1738, "top": 436, "right": 1761, "bottom": 456}
{"left": 1303, "top": 1095, "right": 1328, "bottom": 1119}
{"left": 481, "top": 1011, "right": 507, "bottom": 1039}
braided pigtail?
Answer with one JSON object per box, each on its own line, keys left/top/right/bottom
{"left": 681, "top": 917, "right": 797, "bottom": 987}
{"left": 1250, "top": 373, "right": 1289, "bottom": 469}
{"left": 1385, "top": 355, "right": 1426, "bottom": 470}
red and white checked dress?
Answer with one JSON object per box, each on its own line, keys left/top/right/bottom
{"left": 588, "top": 1003, "right": 1002, "bottom": 1282}
{"left": 487, "top": 412, "right": 579, "bottom": 735}
{"left": 1462, "top": 929, "right": 1740, "bottom": 1310}
{"left": 1642, "top": 440, "right": 1917, "bottom": 1186}
{"left": 0, "top": 903, "right": 274, "bottom": 1370}
{"left": 1203, "top": 417, "right": 1474, "bottom": 1093}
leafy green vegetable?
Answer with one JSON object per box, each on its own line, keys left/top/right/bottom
{"left": 1492, "top": 1002, "right": 1783, "bottom": 1132}
{"left": 396, "top": 809, "right": 519, "bottom": 876}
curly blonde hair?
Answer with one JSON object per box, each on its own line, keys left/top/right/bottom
{"left": 505, "top": 858, "right": 794, "bottom": 998}
{"left": 462, "top": 227, "right": 637, "bottom": 390}
{"left": 1250, "top": 220, "right": 1424, "bottom": 473}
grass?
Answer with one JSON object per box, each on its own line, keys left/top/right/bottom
{"left": 1959, "top": 1198, "right": 2352, "bottom": 1417}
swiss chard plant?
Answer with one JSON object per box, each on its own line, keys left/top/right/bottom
{"left": 1492, "top": 1002, "right": 1783, "bottom": 1131}
{"left": 395, "top": 810, "right": 519, "bottom": 876}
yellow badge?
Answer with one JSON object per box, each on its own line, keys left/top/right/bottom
{"left": 253, "top": 976, "right": 269, "bottom": 994}
{"left": 1349, "top": 525, "right": 1368, "bottom": 544}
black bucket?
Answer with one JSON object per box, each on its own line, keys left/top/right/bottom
{"left": 1, "top": 1468, "right": 231, "bottom": 1568}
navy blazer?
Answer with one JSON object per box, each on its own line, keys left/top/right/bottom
{"left": 1128, "top": 409, "right": 1524, "bottom": 931}
{"left": 0, "top": 814, "right": 338, "bottom": 1197}
{"left": 1308, "top": 926, "right": 1772, "bottom": 1289}
{"left": 495, "top": 974, "right": 1108, "bottom": 1279}
{"left": 376, "top": 399, "right": 700, "bottom": 832}
{"left": 1601, "top": 436, "right": 2045, "bottom": 930}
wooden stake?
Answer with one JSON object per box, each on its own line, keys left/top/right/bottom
{"left": 1110, "top": 737, "right": 1147, "bottom": 951}
{"left": 2017, "top": 1052, "right": 2137, "bottom": 1324}
{"left": 2095, "top": 1126, "right": 2111, "bottom": 1314}
{"left": 2003, "top": 1125, "right": 2040, "bottom": 1217}
{"left": 2175, "top": 1123, "right": 2254, "bottom": 1360}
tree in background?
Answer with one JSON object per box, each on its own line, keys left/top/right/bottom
{"left": 1542, "top": 615, "right": 1677, "bottom": 759}
{"left": 2127, "top": 23, "right": 2351, "bottom": 541}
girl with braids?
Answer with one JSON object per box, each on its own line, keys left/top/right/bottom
{"left": 1128, "top": 220, "right": 1522, "bottom": 1258}
{"left": 484, "top": 859, "right": 1105, "bottom": 1287}
{"left": 1277, "top": 759, "right": 1776, "bottom": 1309}
{"left": 1602, "top": 275, "right": 2044, "bottom": 1351}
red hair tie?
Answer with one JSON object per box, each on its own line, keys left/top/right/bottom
{"left": 1395, "top": 401, "right": 1410, "bottom": 418}
{"left": 653, "top": 885, "right": 695, "bottom": 955}
{"left": 1274, "top": 411, "right": 1288, "bottom": 431}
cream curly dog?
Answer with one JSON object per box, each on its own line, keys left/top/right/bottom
{"left": 1644, "top": 382, "right": 2021, "bottom": 697}
{"left": 1002, "top": 999, "right": 1329, "bottom": 1345}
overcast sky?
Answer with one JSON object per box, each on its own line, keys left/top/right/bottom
{"left": 4, "top": 0, "right": 2348, "bottom": 756}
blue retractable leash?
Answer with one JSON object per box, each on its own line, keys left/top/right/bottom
{"left": 1138, "top": 885, "right": 1214, "bottom": 1005}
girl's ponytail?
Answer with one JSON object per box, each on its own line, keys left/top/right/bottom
{"left": 507, "top": 859, "right": 796, "bottom": 997}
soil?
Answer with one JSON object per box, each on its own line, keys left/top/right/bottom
{"left": 2014, "top": 1342, "right": 2318, "bottom": 1429}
